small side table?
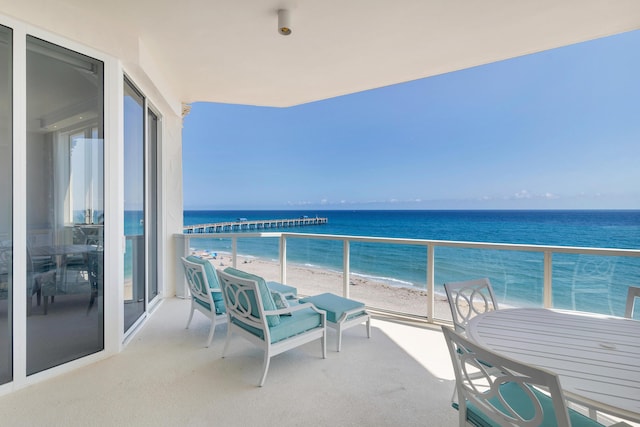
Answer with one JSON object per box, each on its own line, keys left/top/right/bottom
{"left": 300, "top": 293, "right": 371, "bottom": 351}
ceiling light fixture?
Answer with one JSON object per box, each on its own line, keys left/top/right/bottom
{"left": 278, "top": 9, "right": 292, "bottom": 36}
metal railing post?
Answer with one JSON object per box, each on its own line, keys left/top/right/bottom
{"left": 426, "top": 244, "right": 435, "bottom": 322}
{"left": 231, "top": 237, "right": 237, "bottom": 268}
{"left": 543, "top": 251, "right": 553, "bottom": 308}
{"left": 280, "top": 234, "right": 287, "bottom": 284}
{"left": 343, "top": 239, "right": 350, "bottom": 298}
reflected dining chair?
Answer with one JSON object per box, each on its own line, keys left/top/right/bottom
{"left": 181, "top": 256, "right": 227, "bottom": 347}
{"left": 571, "top": 255, "right": 616, "bottom": 314}
{"left": 441, "top": 326, "right": 627, "bottom": 427}
{"left": 625, "top": 286, "right": 640, "bottom": 319}
{"left": 444, "top": 278, "right": 499, "bottom": 334}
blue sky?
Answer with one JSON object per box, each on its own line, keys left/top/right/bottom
{"left": 183, "top": 30, "right": 640, "bottom": 210}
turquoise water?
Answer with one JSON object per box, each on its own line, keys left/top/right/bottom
{"left": 124, "top": 210, "right": 144, "bottom": 280}
{"left": 184, "top": 210, "right": 640, "bottom": 316}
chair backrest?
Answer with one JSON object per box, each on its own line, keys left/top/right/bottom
{"left": 625, "top": 286, "right": 640, "bottom": 319}
{"left": 444, "top": 278, "right": 498, "bottom": 333}
{"left": 217, "top": 268, "right": 275, "bottom": 343}
{"left": 441, "top": 326, "right": 572, "bottom": 427}
{"left": 181, "top": 257, "right": 216, "bottom": 312}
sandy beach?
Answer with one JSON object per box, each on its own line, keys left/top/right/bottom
{"left": 192, "top": 251, "right": 454, "bottom": 320}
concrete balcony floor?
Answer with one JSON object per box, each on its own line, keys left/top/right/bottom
{"left": 0, "top": 297, "right": 459, "bottom": 426}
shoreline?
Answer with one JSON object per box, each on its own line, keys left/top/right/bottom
{"left": 191, "top": 250, "right": 453, "bottom": 320}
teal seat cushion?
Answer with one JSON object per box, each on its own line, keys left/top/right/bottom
{"left": 267, "top": 281, "right": 297, "bottom": 298}
{"left": 186, "top": 256, "right": 225, "bottom": 314}
{"left": 300, "top": 293, "right": 366, "bottom": 323}
{"left": 452, "top": 382, "right": 604, "bottom": 427}
{"left": 231, "top": 301, "right": 322, "bottom": 343}
{"left": 192, "top": 295, "right": 225, "bottom": 315}
{"left": 223, "top": 267, "right": 280, "bottom": 327}
{"left": 270, "top": 305, "right": 322, "bottom": 343}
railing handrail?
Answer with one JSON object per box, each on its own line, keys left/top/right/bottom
{"left": 176, "top": 231, "right": 640, "bottom": 257}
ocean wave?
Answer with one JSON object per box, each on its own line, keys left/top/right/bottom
{"left": 350, "top": 271, "right": 417, "bottom": 288}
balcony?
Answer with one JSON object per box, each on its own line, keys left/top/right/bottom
{"left": 2, "top": 232, "right": 637, "bottom": 425}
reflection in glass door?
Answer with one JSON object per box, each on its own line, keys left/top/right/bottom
{"left": 123, "top": 80, "right": 145, "bottom": 331}
{"left": 0, "top": 24, "right": 12, "bottom": 385}
{"left": 26, "top": 36, "right": 104, "bottom": 374}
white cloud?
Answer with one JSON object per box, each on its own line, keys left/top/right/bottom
{"left": 514, "top": 190, "right": 532, "bottom": 199}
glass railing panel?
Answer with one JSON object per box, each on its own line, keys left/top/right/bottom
{"left": 187, "top": 236, "right": 232, "bottom": 260}
{"left": 282, "top": 237, "right": 344, "bottom": 297}
{"left": 552, "top": 253, "right": 640, "bottom": 317}
{"left": 435, "top": 247, "right": 545, "bottom": 307}
{"left": 232, "top": 237, "right": 281, "bottom": 283}
{"left": 348, "top": 242, "right": 428, "bottom": 316}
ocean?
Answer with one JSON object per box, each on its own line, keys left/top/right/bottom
{"left": 183, "top": 210, "right": 640, "bottom": 316}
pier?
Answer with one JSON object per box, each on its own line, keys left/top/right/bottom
{"left": 183, "top": 217, "right": 328, "bottom": 234}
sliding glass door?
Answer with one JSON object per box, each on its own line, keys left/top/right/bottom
{"left": 0, "top": 24, "right": 13, "bottom": 385}
{"left": 25, "top": 36, "right": 104, "bottom": 374}
{"left": 123, "top": 80, "right": 145, "bottom": 331}
{"left": 123, "top": 78, "right": 159, "bottom": 333}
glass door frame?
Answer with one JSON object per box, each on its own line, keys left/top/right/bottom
{"left": 122, "top": 76, "right": 162, "bottom": 338}
{"left": 3, "top": 18, "right": 118, "bottom": 392}
{"left": 145, "top": 105, "right": 161, "bottom": 309}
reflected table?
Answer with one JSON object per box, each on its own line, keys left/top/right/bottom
{"left": 29, "top": 245, "right": 99, "bottom": 314}
{"left": 467, "top": 308, "right": 640, "bottom": 423}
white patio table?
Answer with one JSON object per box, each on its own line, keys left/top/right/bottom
{"left": 467, "top": 307, "right": 640, "bottom": 423}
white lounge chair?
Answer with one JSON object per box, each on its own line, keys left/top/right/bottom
{"left": 217, "top": 267, "right": 326, "bottom": 386}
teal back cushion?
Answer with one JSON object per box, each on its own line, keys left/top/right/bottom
{"left": 186, "top": 256, "right": 225, "bottom": 311}
{"left": 223, "top": 267, "right": 280, "bottom": 327}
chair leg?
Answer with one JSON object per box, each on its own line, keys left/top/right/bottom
{"left": 87, "top": 288, "right": 97, "bottom": 314}
{"left": 222, "top": 328, "right": 232, "bottom": 358}
{"left": 321, "top": 331, "right": 327, "bottom": 359}
{"left": 185, "top": 306, "right": 195, "bottom": 329}
{"left": 205, "top": 317, "right": 216, "bottom": 348}
{"left": 258, "top": 352, "right": 271, "bottom": 387}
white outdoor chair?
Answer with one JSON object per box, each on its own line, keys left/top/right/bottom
{"left": 181, "top": 256, "right": 227, "bottom": 347}
{"left": 444, "top": 278, "right": 499, "bottom": 334}
{"left": 217, "top": 267, "right": 326, "bottom": 387}
{"left": 625, "top": 286, "right": 640, "bottom": 319}
{"left": 441, "top": 326, "right": 624, "bottom": 427}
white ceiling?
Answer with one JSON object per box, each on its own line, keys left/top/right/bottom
{"left": 2, "top": 0, "right": 640, "bottom": 107}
